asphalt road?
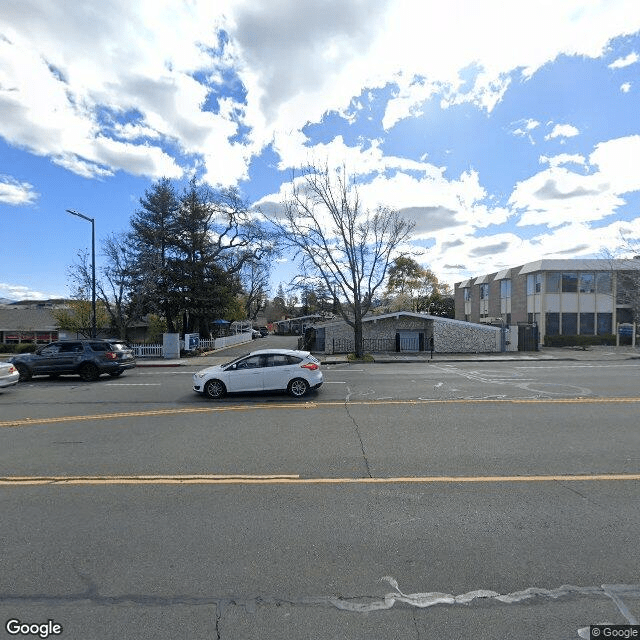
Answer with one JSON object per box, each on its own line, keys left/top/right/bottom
{"left": 1, "top": 340, "right": 639, "bottom": 639}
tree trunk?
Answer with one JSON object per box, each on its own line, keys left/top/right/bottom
{"left": 353, "top": 317, "right": 364, "bottom": 358}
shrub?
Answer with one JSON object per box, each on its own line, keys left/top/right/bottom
{"left": 543, "top": 334, "right": 617, "bottom": 347}
{"left": 0, "top": 343, "right": 38, "bottom": 354}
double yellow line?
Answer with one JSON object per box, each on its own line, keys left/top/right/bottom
{"left": 2, "top": 473, "right": 640, "bottom": 486}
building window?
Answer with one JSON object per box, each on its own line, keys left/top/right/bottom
{"left": 546, "top": 312, "right": 560, "bottom": 335}
{"left": 546, "top": 272, "right": 561, "bottom": 293}
{"left": 562, "top": 272, "right": 578, "bottom": 293}
{"left": 616, "top": 272, "right": 636, "bottom": 304}
{"left": 463, "top": 287, "right": 471, "bottom": 301}
{"left": 580, "top": 313, "right": 595, "bottom": 335}
{"left": 597, "top": 313, "right": 612, "bottom": 335}
{"left": 479, "top": 283, "right": 490, "bottom": 299}
{"left": 562, "top": 312, "right": 578, "bottom": 334}
{"left": 527, "top": 273, "right": 542, "bottom": 294}
{"left": 596, "top": 272, "right": 611, "bottom": 294}
{"left": 500, "top": 279, "right": 511, "bottom": 299}
{"left": 579, "top": 273, "right": 595, "bottom": 293}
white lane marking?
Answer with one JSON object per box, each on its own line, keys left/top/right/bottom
{"left": 105, "top": 383, "right": 161, "bottom": 386}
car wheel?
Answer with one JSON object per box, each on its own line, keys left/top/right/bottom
{"left": 288, "top": 378, "right": 310, "bottom": 398}
{"left": 79, "top": 363, "right": 100, "bottom": 382}
{"left": 204, "top": 379, "right": 226, "bottom": 399}
{"left": 15, "top": 363, "right": 31, "bottom": 382}
{"left": 109, "top": 370, "right": 124, "bottom": 377}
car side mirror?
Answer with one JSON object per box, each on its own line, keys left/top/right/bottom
{"left": 35, "top": 348, "right": 43, "bottom": 355}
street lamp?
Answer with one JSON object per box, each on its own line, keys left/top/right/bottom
{"left": 65, "top": 209, "right": 96, "bottom": 338}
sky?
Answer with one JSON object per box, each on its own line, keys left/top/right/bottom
{"left": 2, "top": 0, "right": 640, "bottom": 302}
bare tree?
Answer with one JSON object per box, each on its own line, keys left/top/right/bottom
{"left": 67, "top": 233, "right": 139, "bottom": 339}
{"left": 265, "top": 164, "right": 414, "bottom": 357}
{"left": 241, "top": 259, "right": 270, "bottom": 321}
{"left": 603, "top": 238, "right": 640, "bottom": 332}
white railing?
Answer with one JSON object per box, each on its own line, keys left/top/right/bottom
{"left": 131, "top": 332, "right": 252, "bottom": 358}
{"left": 132, "top": 343, "right": 164, "bottom": 357}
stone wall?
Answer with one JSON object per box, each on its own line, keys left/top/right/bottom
{"left": 433, "top": 318, "right": 501, "bottom": 353}
{"left": 318, "top": 314, "right": 502, "bottom": 353}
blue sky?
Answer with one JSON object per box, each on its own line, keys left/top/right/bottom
{"left": 2, "top": 0, "right": 640, "bottom": 301}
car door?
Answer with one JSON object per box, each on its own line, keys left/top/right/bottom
{"left": 31, "top": 342, "right": 62, "bottom": 374}
{"left": 56, "top": 342, "right": 85, "bottom": 371}
{"left": 263, "top": 353, "right": 299, "bottom": 390}
{"left": 225, "top": 354, "right": 266, "bottom": 392}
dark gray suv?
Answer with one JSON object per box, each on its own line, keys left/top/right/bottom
{"left": 10, "top": 340, "right": 136, "bottom": 382}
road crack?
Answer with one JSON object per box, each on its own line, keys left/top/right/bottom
{"left": 345, "top": 386, "right": 372, "bottom": 478}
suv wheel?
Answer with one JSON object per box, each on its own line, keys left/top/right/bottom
{"left": 15, "top": 363, "right": 31, "bottom": 382}
{"left": 79, "top": 363, "right": 100, "bottom": 382}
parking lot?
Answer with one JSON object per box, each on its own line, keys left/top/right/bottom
{"left": 1, "top": 339, "right": 640, "bottom": 639}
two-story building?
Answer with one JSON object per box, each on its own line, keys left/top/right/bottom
{"left": 454, "top": 258, "right": 640, "bottom": 342}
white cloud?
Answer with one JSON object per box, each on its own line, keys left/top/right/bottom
{"left": 609, "top": 51, "right": 639, "bottom": 68}
{"left": 621, "top": 82, "right": 632, "bottom": 92}
{"left": 545, "top": 124, "right": 580, "bottom": 141}
{"left": 507, "top": 134, "right": 640, "bottom": 229}
{"left": 0, "top": 0, "right": 240, "bottom": 181}
{"left": 0, "top": 282, "right": 63, "bottom": 300}
{"left": 539, "top": 153, "right": 586, "bottom": 168}
{"left": 0, "top": 175, "right": 37, "bottom": 205}
{"left": 589, "top": 134, "right": 640, "bottom": 193}
{"left": 2, "top": 0, "right": 640, "bottom": 188}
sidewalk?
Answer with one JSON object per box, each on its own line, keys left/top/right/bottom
{"left": 136, "top": 345, "right": 640, "bottom": 367}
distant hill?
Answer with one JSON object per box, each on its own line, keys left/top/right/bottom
{"left": 0, "top": 298, "right": 16, "bottom": 305}
{"left": 9, "top": 298, "right": 69, "bottom": 306}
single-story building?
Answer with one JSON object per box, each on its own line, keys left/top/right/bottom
{"left": 0, "top": 307, "right": 60, "bottom": 344}
{"left": 312, "top": 312, "right": 505, "bottom": 354}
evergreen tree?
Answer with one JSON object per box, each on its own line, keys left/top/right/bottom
{"left": 128, "top": 178, "right": 180, "bottom": 332}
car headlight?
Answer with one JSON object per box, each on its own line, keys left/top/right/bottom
{"left": 195, "top": 371, "right": 207, "bottom": 379}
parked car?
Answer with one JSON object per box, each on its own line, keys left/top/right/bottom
{"left": 258, "top": 327, "right": 269, "bottom": 337}
{"left": 251, "top": 329, "right": 262, "bottom": 339}
{"left": 10, "top": 340, "right": 136, "bottom": 382}
{"left": 0, "top": 362, "right": 19, "bottom": 389}
{"left": 193, "top": 349, "right": 323, "bottom": 399}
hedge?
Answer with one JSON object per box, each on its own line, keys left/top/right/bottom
{"left": 0, "top": 343, "right": 38, "bottom": 354}
{"left": 543, "top": 334, "right": 617, "bottom": 347}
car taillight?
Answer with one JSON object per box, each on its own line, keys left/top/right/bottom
{"left": 301, "top": 363, "right": 318, "bottom": 370}
{"left": 105, "top": 351, "right": 118, "bottom": 360}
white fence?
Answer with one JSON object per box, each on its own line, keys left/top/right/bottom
{"left": 132, "top": 332, "right": 252, "bottom": 358}
{"left": 131, "top": 344, "right": 164, "bottom": 357}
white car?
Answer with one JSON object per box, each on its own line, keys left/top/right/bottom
{"left": 193, "top": 349, "right": 323, "bottom": 399}
{"left": 0, "top": 362, "right": 19, "bottom": 389}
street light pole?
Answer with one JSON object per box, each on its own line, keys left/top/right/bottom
{"left": 66, "top": 209, "right": 96, "bottom": 338}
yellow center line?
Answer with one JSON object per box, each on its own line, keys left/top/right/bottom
{"left": 1, "top": 396, "right": 639, "bottom": 428}
{"left": 2, "top": 473, "right": 640, "bottom": 486}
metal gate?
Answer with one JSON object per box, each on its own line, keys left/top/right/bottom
{"left": 518, "top": 324, "right": 539, "bottom": 351}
